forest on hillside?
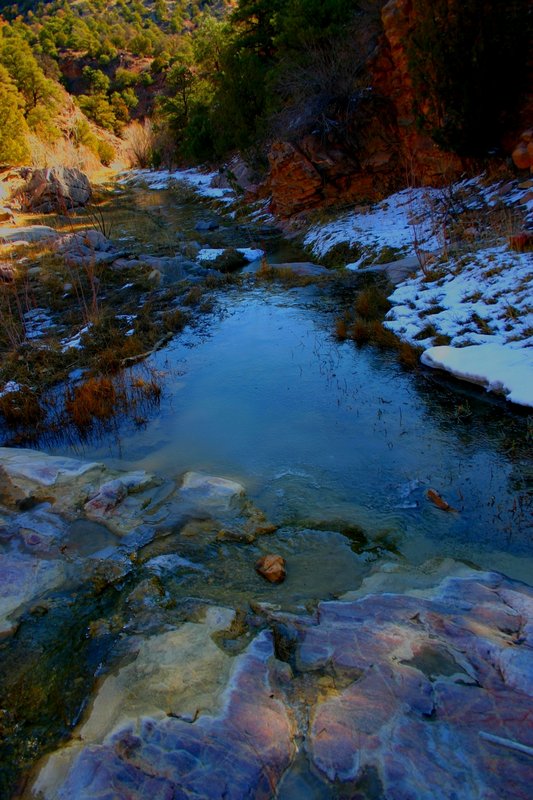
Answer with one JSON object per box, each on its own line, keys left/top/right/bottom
{"left": 0, "top": 0, "right": 531, "bottom": 173}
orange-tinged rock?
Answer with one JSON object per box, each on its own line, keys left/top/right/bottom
{"left": 255, "top": 554, "right": 286, "bottom": 584}
{"left": 512, "top": 142, "right": 531, "bottom": 170}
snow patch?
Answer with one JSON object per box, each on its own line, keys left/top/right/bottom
{"left": 421, "top": 345, "right": 533, "bottom": 408}
{"left": 120, "top": 168, "right": 235, "bottom": 202}
{"left": 197, "top": 247, "right": 264, "bottom": 263}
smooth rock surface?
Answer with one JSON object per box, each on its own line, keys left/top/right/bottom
{"left": 30, "top": 627, "right": 294, "bottom": 800}
{"left": 179, "top": 471, "right": 245, "bottom": 511}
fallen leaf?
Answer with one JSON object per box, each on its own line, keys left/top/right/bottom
{"left": 427, "top": 488, "right": 456, "bottom": 512}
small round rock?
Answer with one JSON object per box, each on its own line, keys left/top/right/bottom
{"left": 255, "top": 554, "right": 286, "bottom": 584}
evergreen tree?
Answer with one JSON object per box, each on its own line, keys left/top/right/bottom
{"left": 0, "top": 64, "right": 30, "bottom": 165}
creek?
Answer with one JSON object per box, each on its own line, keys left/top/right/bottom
{"left": 0, "top": 178, "right": 531, "bottom": 799}
{"left": 49, "top": 183, "right": 532, "bottom": 584}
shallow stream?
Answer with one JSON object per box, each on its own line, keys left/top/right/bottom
{"left": 1, "top": 180, "right": 532, "bottom": 798}
{"left": 43, "top": 184, "right": 532, "bottom": 584}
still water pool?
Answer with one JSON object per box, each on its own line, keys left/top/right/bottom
{"left": 49, "top": 282, "right": 532, "bottom": 583}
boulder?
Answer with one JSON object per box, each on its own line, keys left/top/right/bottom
{"left": 210, "top": 156, "right": 258, "bottom": 193}
{"left": 17, "top": 167, "right": 92, "bottom": 214}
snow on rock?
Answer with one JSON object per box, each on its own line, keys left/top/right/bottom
{"left": 421, "top": 344, "right": 533, "bottom": 408}
{"left": 197, "top": 247, "right": 264, "bottom": 263}
{"left": 0, "top": 381, "right": 22, "bottom": 398}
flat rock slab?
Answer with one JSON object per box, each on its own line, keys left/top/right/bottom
{"left": 27, "top": 570, "right": 533, "bottom": 800}
{"left": 0, "top": 447, "right": 102, "bottom": 488}
{"left": 299, "top": 572, "right": 533, "bottom": 798}
{"left": 31, "top": 628, "right": 294, "bottom": 800}
{"left": 0, "top": 225, "right": 59, "bottom": 244}
{"left": 0, "top": 551, "right": 66, "bottom": 636}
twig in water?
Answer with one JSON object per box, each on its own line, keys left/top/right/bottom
{"left": 479, "top": 731, "right": 533, "bottom": 758}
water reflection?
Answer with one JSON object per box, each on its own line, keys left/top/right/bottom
{"left": 47, "top": 285, "right": 532, "bottom": 582}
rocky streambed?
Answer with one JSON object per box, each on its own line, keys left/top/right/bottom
{"left": 0, "top": 170, "right": 532, "bottom": 799}
{"left": 0, "top": 447, "right": 532, "bottom": 800}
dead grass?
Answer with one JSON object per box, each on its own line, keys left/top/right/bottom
{"left": 65, "top": 377, "right": 117, "bottom": 428}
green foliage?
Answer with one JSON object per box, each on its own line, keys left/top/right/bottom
{"left": 96, "top": 139, "right": 115, "bottom": 165}
{"left": 0, "top": 65, "right": 30, "bottom": 165}
{"left": 0, "top": 28, "right": 60, "bottom": 114}
{"left": 407, "top": 0, "right": 531, "bottom": 155}
{"left": 70, "top": 117, "right": 114, "bottom": 164}
{"left": 82, "top": 66, "right": 111, "bottom": 95}
{"left": 26, "top": 105, "right": 61, "bottom": 141}
{"left": 78, "top": 93, "right": 117, "bottom": 132}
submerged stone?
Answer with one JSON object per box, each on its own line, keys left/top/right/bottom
{"left": 179, "top": 471, "right": 245, "bottom": 512}
{"left": 256, "top": 554, "right": 286, "bottom": 584}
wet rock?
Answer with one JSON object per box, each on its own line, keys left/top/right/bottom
{"left": 194, "top": 219, "right": 219, "bottom": 232}
{"left": 301, "top": 572, "right": 533, "bottom": 797}
{"left": 17, "top": 167, "right": 92, "bottom": 213}
{"left": 84, "top": 478, "right": 128, "bottom": 516}
{"left": 125, "top": 577, "right": 165, "bottom": 613}
{"left": 84, "top": 472, "right": 157, "bottom": 535}
{"left": 0, "top": 552, "right": 66, "bottom": 635}
{"left": 256, "top": 554, "right": 287, "bottom": 584}
{"left": 31, "top": 624, "right": 294, "bottom": 800}
{"left": 144, "top": 554, "right": 207, "bottom": 576}
{"left": 267, "top": 261, "right": 329, "bottom": 277}
{"left": 179, "top": 471, "right": 245, "bottom": 512}
{"left": 89, "top": 554, "right": 133, "bottom": 594}
{"left": 0, "top": 447, "right": 102, "bottom": 491}
{"left": 17, "top": 505, "right": 67, "bottom": 555}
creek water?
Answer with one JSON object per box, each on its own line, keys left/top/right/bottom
{"left": 46, "top": 184, "right": 532, "bottom": 585}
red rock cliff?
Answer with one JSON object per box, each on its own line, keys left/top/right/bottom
{"left": 267, "top": 0, "right": 467, "bottom": 217}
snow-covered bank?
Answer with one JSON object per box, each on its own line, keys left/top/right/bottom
{"left": 384, "top": 245, "right": 532, "bottom": 348}
{"left": 304, "top": 176, "right": 532, "bottom": 407}
{"left": 421, "top": 345, "right": 533, "bottom": 408}
{"left": 304, "top": 187, "right": 443, "bottom": 264}
{"left": 119, "top": 167, "right": 235, "bottom": 202}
